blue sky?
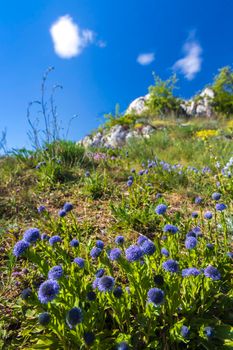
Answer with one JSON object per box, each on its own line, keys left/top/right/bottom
{"left": 1, "top": 0, "right": 233, "bottom": 149}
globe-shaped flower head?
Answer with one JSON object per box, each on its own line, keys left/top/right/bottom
{"left": 116, "top": 342, "right": 129, "bottom": 350}
{"left": 95, "top": 268, "right": 105, "bottom": 278}
{"left": 191, "top": 212, "right": 198, "bottom": 218}
{"left": 147, "top": 288, "right": 164, "bottom": 305}
{"left": 161, "top": 248, "right": 169, "bottom": 257}
{"left": 155, "top": 204, "right": 167, "bottom": 215}
{"left": 70, "top": 239, "right": 79, "bottom": 247}
{"left": 204, "top": 211, "right": 212, "bottom": 220}
{"left": 162, "top": 259, "right": 179, "bottom": 273}
{"left": 109, "top": 248, "right": 122, "bottom": 261}
{"left": 48, "top": 265, "right": 63, "bottom": 280}
{"left": 84, "top": 332, "right": 95, "bottom": 346}
{"left": 204, "top": 326, "right": 214, "bottom": 338}
{"left": 115, "top": 235, "right": 124, "bottom": 245}
{"left": 141, "top": 240, "right": 156, "bottom": 256}
{"left": 96, "top": 240, "right": 104, "bottom": 249}
{"left": 38, "top": 205, "right": 46, "bottom": 213}
{"left": 195, "top": 196, "right": 203, "bottom": 204}
{"left": 125, "top": 245, "right": 143, "bottom": 262}
{"left": 38, "top": 312, "right": 50, "bottom": 326}
{"left": 113, "top": 286, "right": 123, "bottom": 298}
{"left": 97, "top": 276, "right": 115, "bottom": 292}
{"left": 181, "top": 325, "right": 190, "bottom": 338}
{"left": 58, "top": 209, "right": 67, "bottom": 217}
{"left": 66, "top": 307, "right": 83, "bottom": 328}
{"left": 63, "top": 202, "right": 74, "bottom": 212}
{"left": 38, "top": 280, "right": 60, "bottom": 304}
{"left": 216, "top": 203, "right": 227, "bottom": 211}
{"left": 90, "top": 247, "right": 102, "bottom": 259}
{"left": 23, "top": 228, "right": 40, "bottom": 243}
{"left": 204, "top": 265, "right": 221, "bottom": 280}
{"left": 182, "top": 268, "right": 201, "bottom": 277}
{"left": 137, "top": 235, "right": 148, "bottom": 245}
{"left": 21, "top": 288, "right": 32, "bottom": 300}
{"left": 163, "top": 224, "right": 178, "bottom": 234}
{"left": 212, "top": 192, "right": 221, "bottom": 201}
{"left": 49, "top": 235, "right": 62, "bottom": 246}
{"left": 13, "top": 240, "right": 30, "bottom": 257}
{"left": 185, "top": 237, "right": 198, "bottom": 250}
{"left": 73, "top": 257, "right": 85, "bottom": 268}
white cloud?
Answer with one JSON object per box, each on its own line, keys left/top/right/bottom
{"left": 137, "top": 53, "right": 155, "bottom": 66}
{"left": 173, "top": 35, "right": 202, "bottom": 80}
{"left": 50, "top": 15, "right": 95, "bottom": 58}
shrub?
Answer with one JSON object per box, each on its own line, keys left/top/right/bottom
{"left": 211, "top": 66, "right": 233, "bottom": 117}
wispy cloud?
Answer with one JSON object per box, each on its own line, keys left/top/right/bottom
{"left": 137, "top": 53, "right": 155, "bottom": 66}
{"left": 173, "top": 33, "right": 202, "bottom": 80}
{"left": 50, "top": 15, "right": 104, "bottom": 59}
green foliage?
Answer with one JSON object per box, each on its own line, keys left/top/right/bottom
{"left": 212, "top": 66, "right": 233, "bottom": 117}
{"left": 104, "top": 104, "right": 138, "bottom": 129}
{"left": 146, "top": 73, "right": 181, "bottom": 117}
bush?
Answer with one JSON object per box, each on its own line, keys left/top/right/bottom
{"left": 212, "top": 66, "right": 233, "bottom": 117}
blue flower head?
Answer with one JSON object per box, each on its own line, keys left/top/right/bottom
{"left": 116, "top": 342, "right": 129, "bottom": 350}
{"left": 73, "top": 257, "right": 85, "bottom": 268}
{"left": 206, "top": 243, "right": 214, "bottom": 250}
{"left": 182, "top": 268, "right": 201, "bottom": 277}
{"left": 181, "top": 325, "right": 190, "bottom": 338}
{"left": 63, "top": 202, "right": 74, "bottom": 212}
{"left": 161, "top": 248, "right": 169, "bottom": 257}
{"left": 38, "top": 312, "right": 50, "bottom": 326}
{"left": 191, "top": 212, "right": 198, "bottom": 218}
{"left": 38, "top": 279, "right": 60, "bottom": 304}
{"left": 155, "top": 204, "right": 167, "bottom": 215}
{"left": 127, "top": 179, "right": 133, "bottom": 187}
{"left": 113, "top": 286, "right": 123, "bottom": 298}
{"left": 96, "top": 240, "right": 104, "bottom": 249}
{"left": 204, "top": 265, "right": 221, "bottom": 280}
{"left": 162, "top": 259, "right": 179, "bottom": 273}
{"left": 97, "top": 276, "right": 115, "bottom": 292}
{"left": 125, "top": 245, "right": 143, "bottom": 262}
{"left": 204, "top": 326, "right": 214, "bottom": 338}
{"left": 84, "top": 332, "right": 95, "bottom": 345}
{"left": 70, "top": 239, "right": 79, "bottom": 247}
{"left": 185, "top": 237, "right": 197, "bottom": 249}
{"left": 109, "top": 248, "right": 122, "bottom": 261}
{"left": 58, "top": 209, "right": 67, "bottom": 217}
{"left": 48, "top": 265, "right": 63, "bottom": 280}
{"left": 23, "top": 228, "right": 40, "bottom": 243}
{"left": 163, "top": 224, "right": 178, "bottom": 234}
{"left": 13, "top": 240, "right": 30, "bottom": 257}
{"left": 147, "top": 288, "right": 164, "bottom": 305}
{"left": 115, "top": 235, "right": 124, "bottom": 245}
{"left": 90, "top": 247, "right": 102, "bottom": 259}
{"left": 137, "top": 235, "right": 148, "bottom": 245}
{"left": 21, "top": 288, "right": 32, "bottom": 300}
{"left": 141, "top": 240, "right": 156, "bottom": 256}
{"left": 49, "top": 235, "right": 62, "bottom": 246}
{"left": 195, "top": 196, "right": 203, "bottom": 204}
{"left": 41, "top": 233, "right": 49, "bottom": 241}
{"left": 38, "top": 205, "right": 46, "bottom": 213}
{"left": 66, "top": 307, "right": 83, "bottom": 328}
{"left": 204, "top": 211, "right": 213, "bottom": 220}
{"left": 86, "top": 291, "right": 96, "bottom": 301}
{"left": 212, "top": 192, "right": 221, "bottom": 201}
{"left": 95, "top": 268, "right": 105, "bottom": 278}
{"left": 216, "top": 203, "right": 227, "bottom": 211}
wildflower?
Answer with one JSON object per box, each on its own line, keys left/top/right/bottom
{"left": 38, "top": 312, "right": 50, "bottom": 326}
{"left": 125, "top": 245, "right": 143, "bottom": 262}
{"left": 49, "top": 235, "right": 62, "bottom": 246}
{"left": 204, "top": 266, "right": 221, "bottom": 280}
{"left": 58, "top": 209, "right": 67, "bottom": 217}
{"left": 212, "top": 192, "right": 221, "bottom": 200}
{"left": 131, "top": 168, "right": 135, "bottom": 173}
{"left": 138, "top": 170, "right": 144, "bottom": 175}
{"left": 216, "top": 203, "right": 227, "bottom": 211}
{"left": 206, "top": 243, "right": 214, "bottom": 250}
{"left": 74, "top": 257, "right": 85, "bottom": 268}
{"left": 155, "top": 204, "right": 167, "bottom": 215}
{"left": 185, "top": 237, "right": 197, "bottom": 250}
{"left": 84, "top": 332, "right": 95, "bottom": 345}
{"left": 63, "top": 202, "right": 73, "bottom": 212}
{"left": 38, "top": 205, "right": 46, "bottom": 213}
{"left": 204, "top": 326, "right": 214, "bottom": 338}
{"left": 192, "top": 226, "right": 202, "bottom": 236}
{"left": 181, "top": 325, "right": 190, "bottom": 338}
{"left": 162, "top": 259, "right": 179, "bottom": 273}
{"left": 113, "top": 286, "right": 123, "bottom": 298}
{"left": 66, "top": 307, "right": 83, "bottom": 328}
{"left": 86, "top": 291, "right": 96, "bottom": 301}
{"left": 85, "top": 171, "right": 90, "bottom": 177}
{"left": 115, "top": 235, "right": 124, "bottom": 245}
{"left": 70, "top": 239, "right": 79, "bottom": 247}
{"left": 92, "top": 278, "right": 99, "bottom": 289}
{"left": 137, "top": 235, "right": 148, "bottom": 245}
{"left": 90, "top": 247, "right": 102, "bottom": 258}
{"left": 204, "top": 211, "right": 212, "bottom": 220}
{"left": 38, "top": 280, "right": 60, "bottom": 304}
{"left": 127, "top": 179, "right": 133, "bottom": 187}
{"left": 141, "top": 240, "right": 156, "bottom": 256}
{"left": 48, "top": 266, "right": 63, "bottom": 280}
{"left": 13, "top": 240, "right": 30, "bottom": 257}
{"left": 109, "top": 248, "right": 122, "bottom": 261}
{"left": 161, "top": 248, "right": 169, "bottom": 257}
{"left": 163, "top": 224, "right": 178, "bottom": 234}
{"left": 182, "top": 268, "right": 201, "bottom": 277}
{"left": 96, "top": 240, "right": 104, "bottom": 249}
{"left": 116, "top": 342, "right": 129, "bottom": 350}
{"left": 227, "top": 252, "right": 233, "bottom": 259}
{"left": 97, "top": 276, "right": 115, "bottom": 292}
{"left": 191, "top": 212, "right": 198, "bottom": 218}
{"left": 95, "top": 268, "right": 105, "bottom": 278}
{"left": 147, "top": 288, "right": 164, "bottom": 305}
{"left": 195, "top": 196, "right": 203, "bottom": 204}
{"left": 21, "top": 288, "right": 32, "bottom": 300}
{"left": 41, "top": 233, "right": 49, "bottom": 241}
{"left": 23, "top": 228, "right": 40, "bottom": 243}
{"left": 155, "top": 193, "right": 162, "bottom": 199}
{"left": 186, "top": 231, "right": 196, "bottom": 238}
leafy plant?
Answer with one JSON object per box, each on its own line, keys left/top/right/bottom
{"left": 211, "top": 66, "right": 233, "bottom": 117}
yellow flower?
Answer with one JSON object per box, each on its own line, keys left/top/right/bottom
{"left": 195, "top": 129, "right": 218, "bottom": 139}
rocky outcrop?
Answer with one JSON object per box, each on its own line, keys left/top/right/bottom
{"left": 126, "top": 94, "right": 150, "bottom": 115}
{"left": 181, "top": 88, "right": 215, "bottom": 117}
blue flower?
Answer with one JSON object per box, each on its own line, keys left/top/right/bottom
{"left": 212, "top": 192, "right": 221, "bottom": 200}
{"left": 86, "top": 291, "right": 96, "bottom": 301}
{"left": 216, "top": 203, "right": 227, "bottom": 211}
{"left": 185, "top": 237, "right": 197, "bottom": 249}
{"left": 96, "top": 240, "right": 104, "bottom": 249}
{"left": 84, "top": 332, "right": 95, "bottom": 345}
{"left": 85, "top": 171, "right": 90, "bottom": 177}
{"left": 195, "top": 196, "right": 203, "bottom": 204}
{"left": 127, "top": 179, "right": 133, "bottom": 187}
{"left": 115, "top": 235, "right": 124, "bottom": 245}
{"left": 181, "top": 325, "right": 190, "bottom": 338}
{"left": 204, "top": 211, "right": 212, "bottom": 220}
{"left": 204, "top": 326, "right": 214, "bottom": 338}
{"left": 21, "top": 288, "right": 32, "bottom": 300}
{"left": 113, "top": 286, "right": 123, "bottom": 298}
{"left": 131, "top": 168, "right": 135, "bottom": 173}
{"left": 48, "top": 266, "right": 63, "bottom": 280}
{"left": 13, "top": 240, "right": 30, "bottom": 257}
{"left": 116, "top": 342, "right": 129, "bottom": 350}
{"left": 38, "top": 312, "right": 50, "bottom": 326}
{"left": 38, "top": 280, "right": 60, "bottom": 304}
{"left": 109, "top": 248, "right": 122, "bottom": 261}
{"left": 182, "top": 268, "right": 201, "bottom": 277}
{"left": 206, "top": 243, "right": 214, "bottom": 250}
{"left": 137, "top": 235, "right": 148, "bottom": 245}
{"left": 23, "top": 228, "right": 40, "bottom": 243}
{"left": 41, "top": 233, "right": 49, "bottom": 241}
{"left": 155, "top": 193, "right": 162, "bottom": 199}
{"left": 92, "top": 278, "right": 99, "bottom": 289}
{"left": 147, "top": 288, "right": 164, "bottom": 305}
{"left": 125, "top": 245, "right": 143, "bottom": 262}
{"left": 162, "top": 259, "right": 179, "bottom": 273}
{"left": 186, "top": 231, "right": 196, "bottom": 238}
{"left": 141, "top": 240, "right": 156, "bottom": 256}
{"left": 204, "top": 266, "right": 221, "bottom": 280}
{"left": 70, "top": 239, "right": 79, "bottom": 247}
{"left": 95, "top": 268, "right": 105, "bottom": 278}
{"left": 58, "top": 209, "right": 67, "bottom": 217}
{"left": 163, "top": 224, "right": 178, "bottom": 234}
{"left": 38, "top": 205, "right": 46, "bottom": 213}
{"left": 192, "top": 226, "right": 202, "bottom": 236}
{"left": 97, "top": 276, "right": 115, "bottom": 292}
{"left": 227, "top": 252, "right": 233, "bottom": 259}
{"left": 63, "top": 202, "right": 73, "bottom": 212}
{"left": 161, "top": 248, "right": 169, "bottom": 257}
{"left": 74, "top": 257, "right": 85, "bottom": 268}
{"left": 90, "top": 247, "right": 102, "bottom": 258}
{"left": 66, "top": 307, "right": 83, "bottom": 328}
{"left": 191, "top": 212, "right": 198, "bottom": 218}
{"left": 155, "top": 204, "right": 167, "bottom": 215}
{"left": 49, "top": 235, "right": 62, "bottom": 246}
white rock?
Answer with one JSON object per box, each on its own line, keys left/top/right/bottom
{"left": 105, "top": 125, "right": 128, "bottom": 147}
{"left": 126, "top": 94, "right": 150, "bottom": 115}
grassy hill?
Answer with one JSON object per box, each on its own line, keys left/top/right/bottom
{"left": 0, "top": 117, "right": 233, "bottom": 349}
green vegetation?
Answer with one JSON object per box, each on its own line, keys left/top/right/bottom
{"left": 212, "top": 66, "right": 233, "bottom": 117}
